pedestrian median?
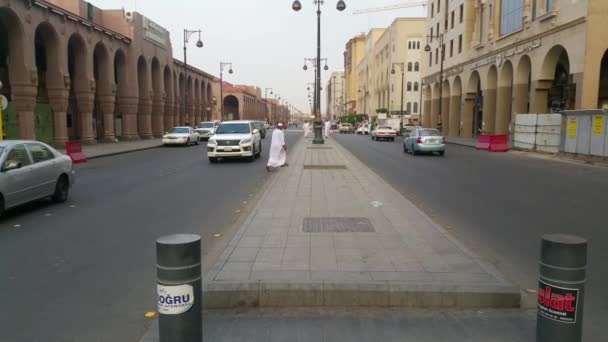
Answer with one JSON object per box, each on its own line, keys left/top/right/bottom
{"left": 204, "top": 136, "right": 520, "bottom": 308}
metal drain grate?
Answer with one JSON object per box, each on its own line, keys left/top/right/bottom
{"left": 303, "top": 165, "right": 347, "bottom": 170}
{"left": 307, "top": 147, "right": 333, "bottom": 149}
{"left": 303, "top": 217, "right": 375, "bottom": 233}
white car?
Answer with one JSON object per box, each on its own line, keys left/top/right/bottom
{"left": 356, "top": 124, "right": 370, "bottom": 135}
{"left": 162, "top": 127, "right": 200, "bottom": 146}
{"left": 195, "top": 121, "right": 219, "bottom": 141}
{"left": 207, "top": 120, "right": 262, "bottom": 162}
{"left": 0, "top": 140, "right": 75, "bottom": 216}
{"left": 371, "top": 126, "right": 398, "bottom": 141}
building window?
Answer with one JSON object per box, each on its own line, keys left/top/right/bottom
{"left": 451, "top": 11, "right": 455, "bottom": 29}
{"left": 450, "top": 39, "right": 454, "bottom": 57}
{"left": 458, "top": 34, "right": 463, "bottom": 53}
{"left": 430, "top": 28, "right": 433, "bottom": 42}
{"left": 435, "top": 48, "right": 439, "bottom": 64}
{"left": 479, "top": 2, "right": 484, "bottom": 41}
{"left": 406, "top": 102, "right": 412, "bottom": 113}
{"left": 546, "top": 0, "right": 553, "bottom": 12}
{"left": 500, "top": 0, "right": 523, "bottom": 35}
{"left": 417, "top": 41, "right": 420, "bottom": 49}
{"left": 407, "top": 82, "right": 412, "bottom": 91}
{"left": 414, "top": 82, "right": 419, "bottom": 91}
{"left": 460, "top": 4, "right": 464, "bottom": 23}
{"left": 413, "top": 102, "right": 419, "bottom": 113}
{"left": 436, "top": 23, "right": 440, "bottom": 35}
{"left": 438, "top": 0, "right": 441, "bottom": 13}
{"left": 429, "top": 51, "right": 433, "bottom": 66}
{"left": 414, "top": 62, "right": 419, "bottom": 71}
{"left": 431, "top": 2, "right": 434, "bottom": 18}
{"left": 391, "top": 84, "right": 394, "bottom": 92}
{"left": 408, "top": 41, "right": 412, "bottom": 49}
{"left": 407, "top": 62, "right": 413, "bottom": 71}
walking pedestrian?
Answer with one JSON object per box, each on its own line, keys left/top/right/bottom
{"left": 266, "top": 122, "right": 288, "bottom": 171}
{"left": 324, "top": 120, "right": 331, "bottom": 138}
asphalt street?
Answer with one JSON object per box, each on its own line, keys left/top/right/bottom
{"left": 334, "top": 133, "right": 608, "bottom": 340}
{"left": 0, "top": 131, "right": 300, "bottom": 342}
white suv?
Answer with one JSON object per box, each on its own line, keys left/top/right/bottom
{"left": 207, "top": 121, "right": 262, "bottom": 163}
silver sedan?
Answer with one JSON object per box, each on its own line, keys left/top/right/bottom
{"left": 0, "top": 140, "right": 74, "bottom": 216}
{"left": 403, "top": 128, "right": 446, "bottom": 156}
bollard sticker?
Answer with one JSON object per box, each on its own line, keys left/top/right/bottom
{"left": 537, "top": 280, "right": 579, "bottom": 323}
{"left": 157, "top": 284, "right": 194, "bottom": 315}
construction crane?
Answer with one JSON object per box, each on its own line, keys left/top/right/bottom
{"left": 353, "top": 1, "right": 427, "bottom": 15}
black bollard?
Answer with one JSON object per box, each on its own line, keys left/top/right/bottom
{"left": 536, "top": 234, "right": 587, "bottom": 342}
{"left": 156, "top": 234, "right": 202, "bottom": 342}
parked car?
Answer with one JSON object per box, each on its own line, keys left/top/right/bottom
{"left": 403, "top": 128, "right": 446, "bottom": 156}
{"left": 339, "top": 123, "right": 354, "bottom": 134}
{"left": 194, "top": 121, "right": 218, "bottom": 141}
{"left": 0, "top": 140, "right": 75, "bottom": 217}
{"left": 371, "top": 126, "right": 398, "bottom": 141}
{"left": 207, "top": 120, "right": 262, "bottom": 162}
{"left": 162, "top": 127, "right": 200, "bottom": 146}
{"left": 402, "top": 125, "right": 422, "bottom": 138}
{"left": 356, "top": 124, "right": 370, "bottom": 135}
{"left": 253, "top": 121, "right": 267, "bottom": 139}
{"left": 330, "top": 122, "right": 338, "bottom": 130}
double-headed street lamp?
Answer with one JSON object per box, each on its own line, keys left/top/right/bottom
{"left": 391, "top": 62, "right": 405, "bottom": 132}
{"left": 293, "top": 0, "right": 346, "bottom": 144}
{"left": 425, "top": 33, "right": 445, "bottom": 131}
{"left": 183, "top": 29, "right": 203, "bottom": 126}
{"left": 219, "top": 62, "right": 234, "bottom": 120}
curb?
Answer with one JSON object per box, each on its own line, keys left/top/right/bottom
{"left": 65, "top": 144, "right": 163, "bottom": 161}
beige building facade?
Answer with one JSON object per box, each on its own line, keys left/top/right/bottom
{"left": 221, "top": 83, "right": 270, "bottom": 122}
{"left": 0, "top": 0, "right": 223, "bottom": 145}
{"left": 356, "top": 28, "right": 385, "bottom": 117}
{"left": 326, "top": 71, "right": 344, "bottom": 120}
{"left": 343, "top": 34, "right": 365, "bottom": 114}
{"left": 421, "top": 0, "right": 608, "bottom": 138}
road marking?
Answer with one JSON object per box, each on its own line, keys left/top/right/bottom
{"left": 213, "top": 234, "right": 222, "bottom": 238}
{"left": 44, "top": 213, "right": 52, "bottom": 217}
{"left": 144, "top": 311, "right": 157, "bottom": 318}
{"left": 526, "top": 288, "right": 537, "bottom": 294}
{"left": 235, "top": 209, "right": 241, "bottom": 213}
{"left": 13, "top": 224, "right": 21, "bottom": 229}
{"left": 69, "top": 205, "right": 76, "bottom": 208}
{"left": 370, "top": 201, "right": 383, "bottom": 208}
{"left": 242, "top": 201, "right": 248, "bottom": 204}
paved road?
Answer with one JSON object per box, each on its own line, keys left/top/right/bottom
{"left": 334, "top": 133, "right": 608, "bottom": 340}
{"left": 0, "top": 132, "right": 300, "bottom": 342}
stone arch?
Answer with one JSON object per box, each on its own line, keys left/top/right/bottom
{"left": 151, "top": 57, "right": 163, "bottom": 136}
{"left": 465, "top": 70, "right": 482, "bottom": 137}
{"left": 34, "top": 22, "right": 62, "bottom": 144}
{"left": 193, "top": 78, "right": 200, "bottom": 125}
{"left": 93, "top": 41, "right": 113, "bottom": 141}
{"left": 414, "top": 62, "right": 420, "bottom": 72}
{"left": 67, "top": 33, "right": 93, "bottom": 142}
{"left": 514, "top": 54, "right": 532, "bottom": 114}
{"left": 0, "top": 8, "right": 25, "bottom": 111}
{"left": 186, "top": 75, "right": 194, "bottom": 125}
{"left": 441, "top": 79, "right": 451, "bottom": 134}
{"left": 539, "top": 45, "right": 572, "bottom": 113}
{"left": 113, "top": 48, "right": 127, "bottom": 138}
{"left": 484, "top": 66, "right": 498, "bottom": 134}
{"left": 224, "top": 95, "right": 239, "bottom": 120}
{"left": 163, "top": 65, "right": 174, "bottom": 130}
{"left": 598, "top": 50, "right": 608, "bottom": 108}
{"left": 496, "top": 60, "right": 514, "bottom": 134}
{"left": 137, "top": 55, "right": 152, "bottom": 137}
{"left": 178, "top": 72, "right": 185, "bottom": 125}
{"left": 206, "top": 82, "right": 213, "bottom": 121}
{"left": 449, "top": 76, "right": 462, "bottom": 137}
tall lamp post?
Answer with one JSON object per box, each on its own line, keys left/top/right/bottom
{"left": 264, "top": 88, "right": 273, "bottom": 123}
{"left": 424, "top": 33, "right": 445, "bottom": 131}
{"left": 219, "top": 62, "right": 234, "bottom": 121}
{"left": 391, "top": 62, "right": 405, "bottom": 132}
{"left": 293, "top": 0, "right": 346, "bottom": 144}
{"left": 183, "top": 29, "right": 203, "bottom": 126}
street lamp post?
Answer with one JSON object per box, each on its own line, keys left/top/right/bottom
{"left": 219, "top": 62, "right": 234, "bottom": 121}
{"left": 425, "top": 33, "right": 445, "bottom": 131}
{"left": 183, "top": 29, "right": 203, "bottom": 126}
{"left": 293, "top": 0, "right": 346, "bottom": 143}
{"left": 264, "top": 88, "right": 273, "bottom": 123}
{"left": 391, "top": 62, "right": 405, "bottom": 132}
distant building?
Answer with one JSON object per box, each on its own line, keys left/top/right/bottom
{"left": 343, "top": 34, "right": 366, "bottom": 115}
{"left": 326, "top": 71, "right": 345, "bottom": 120}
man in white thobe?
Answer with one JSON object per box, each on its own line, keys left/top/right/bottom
{"left": 303, "top": 121, "right": 310, "bottom": 138}
{"left": 324, "top": 120, "right": 331, "bottom": 138}
{"left": 266, "top": 122, "right": 287, "bottom": 171}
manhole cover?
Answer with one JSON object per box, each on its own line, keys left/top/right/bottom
{"left": 303, "top": 165, "right": 347, "bottom": 170}
{"left": 303, "top": 217, "right": 375, "bottom": 233}
{"left": 307, "top": 147, "right": 333, "bottom": 149}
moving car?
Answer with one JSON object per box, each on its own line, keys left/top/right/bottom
{"left": 371, "top": 126, "right": 398, "bottom": 141}
{"left": 339, "top": 123, "right": 354, "bottom": 134}
{"left": 403, "top": 128, "right": 446, "bottom": 156}
{"left": 0, "top": 140, "right": 74, "bottom": 217}
{"left": 253, "top": 121, "right": 267, "bottom": 139}
{"left": 207, "top": 120, "right": 262, "bottom": 162}
{"left": 356, "top": 124, "right": 370, "bottom": 135}
{"left": 162, "top": 127, "right": 200, "bottom": 146}
{"left": 194, "top": 121, "right": 219, "bottom": 141}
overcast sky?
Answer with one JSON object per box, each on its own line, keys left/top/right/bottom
{"left": 88, "top": 0, "right": 424, "bottom": 113}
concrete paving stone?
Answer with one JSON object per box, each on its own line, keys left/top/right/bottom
{"left": 252, "top": 261, "right": 283, "bottom": 272}
{"left": 228, "top": 247, "right": 260, "bottom": 262}
{"left": 215, "top": 268, "right": 253, "bottom": 282}
{"left": 259, "top": 283, "right": 324, "bottom": 307}
{"left": 432, "top": 272, "right": 498, "bottom": 283}
{"left": 281, "top": 247, "right": 309, "bottom": 264}
{"left": 333, "top": 236, "right": 358, "bottom": 249}
{"left": 256, "top": 247, "right": 284, "bottom": 262}
{"left": 334, "top": 248, "right": 363, "bottom": 257}
{"left": 391, "top": 259, "right": 425, "bottom": 272}
{"left": 285, "top": 235, "right": 310, "bottom": 248}
{"left": 355, "top": 236, "right": 383, "bottom": 249}
{"left": 250, "top": 270, "right": 311, "bottom": 281}
{"left": 311, "top": 271, "right": 372, "bottom": 282}
{"left": 262, "top": 234, "right": 287, "bottom": 248}
{"left": 310, "top": 236, "right": 333, "bottom": 248}
{"left": 238, "top": 236, "right": 265, "bottom": 248}
{"left": 310, "top": 249, "right": 337, "bottom": 271}
{"left": 370, "top": 271, "right": 436, "bottom": 282}
{"left": 419, "top": 259, "right": 453, "bottom": 273}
